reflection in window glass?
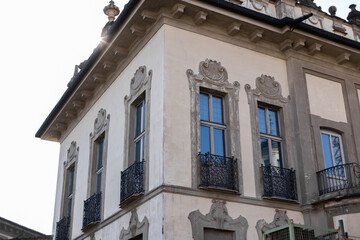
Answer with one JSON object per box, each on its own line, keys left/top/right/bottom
{"left": 214, "top": 129, "right": 225, "bottom": 156}
{"left": 201, "top": 126, "right": 210, "bottom": 154}
{"left": 97, "top": 138, "right": 104, "bottom": 171}
{"left": 271, "top": 140, "right": 282, "bottom": 168}
{"left": 260, "top": 138, "right": 269, "bottom": 166}
{"left": 96, "top": 172, "right": 102, "bottom": 194}
{"left": 258, "top": 107, "right": 267, "bottom": 134}
{"left": 200, "top": 93, "right": 209, "bottom": 121}
{"left": 331, "top": 136, "right": 343, "bottom": 166}
{"left": 212, "top": 96, "right": 223, "bottom": 124}
{"left": 258, "top": 105, "right": 282, "bottom": 167}
{"left": 135, "top": 102, "right": 144, "bottom": 137}
{"left": 269, "top": 110, "right": 279, "bottom": 136}
{"left": 321, "top": 133, "right": 333, "bottom": 169}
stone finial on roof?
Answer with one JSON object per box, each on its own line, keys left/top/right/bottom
{"left": 102, "top": 1, "right": 120, "bottom": 37}
{"left": 104, "top": 1, "right": 120, "bottom": 21}
{"left": 297, "top": 0, "right": 321, "bottom": 10}
{"left": 328, "top": 6, "right": 336, "bottom": 17}
{"left": 347, "top": 4, "right": 360, "bottom": 26}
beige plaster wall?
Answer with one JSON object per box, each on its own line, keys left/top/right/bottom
{"left": 164, "top": 193, "right": 304, "bottom": 240}
{"left": 333, "top": 213, "right": 360, "bottom": 238}
{"left": 94, "top": 194, "right": 164, "bottom": 240}
{"left": 55, "top": 27, "right": 165, "bottom": 238}
{"left": 306, "top": 73, "right": 347, "bottom": 123}
{"left": 163, "top": 24, "right": 289, "bottom": 197}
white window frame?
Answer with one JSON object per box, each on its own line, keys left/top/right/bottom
{"left": 134, "top": 99, "right": 146, "bottom": 162}
{"left": 258, "top": 105, "right": 283, "bottom": 167}
{"left": 320, "top": 130, "right": 345, "bottom": 169}
{"left": 200, "top": 92, "right": 227, "bottom": 156}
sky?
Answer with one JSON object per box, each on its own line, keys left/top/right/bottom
{"left": 0, "top": 0, "right": 356, "bottom": 235}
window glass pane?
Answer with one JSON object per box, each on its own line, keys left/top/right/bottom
{"left": 271, "top": 140, "right": 282, "bottom": 168}
{"left": 258, "top": 107, "right": 267, "bottom": 134}
{"left": 68, "top": 168, "right": 75, "bottom": 196}
{"left": 135, "top": 101, "right": 144, "bottom": 137}
{"left": 200, "top": 126, "right": 211, "bottom": 154}
{"left": 269, "top": 110, "right": 279, "bottom": 136}
{"left": 212, "top": 96, "right": 223, "bottom": 124}
{"left": 97, "top": 138, "right": 104, "bottom": 171}
{"left": 214, "top": 128, "right": 225, "bottom": 156}
{"left": 200, "top": 93, "right": 209, "bottom": 121}
{"left": 135, "top": 138, "right": 144, "bottom": 162}
{"left": 321, "top": 133, "right": 333, "bottom": 169}
{"left": 331, "top": 135, "right": 343, "bottom": 166}
{"left": 96, "top": 172, "right": 102, "bottom": 194}
{"left": 260, "top": 138, "right": 270, "bottom": 166}
{"left": 67, "top": 198, "right": 72, "bottom": 217}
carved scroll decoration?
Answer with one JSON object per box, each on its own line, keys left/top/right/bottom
{"left": 93, "top": 108, "right": 110, "bottom": 135}
{"left": 130, "top": 66, "right": 153, "bottom": 96}
{"left": 65, "top": 141, "right": 79, "bottom": 167}
{"left": 255, "top": 209, "right": 289, "bottom": 240}
{"left": 188, "top": 200, "right": 248, "bottom": 240}
{"left": 245, "top": 74, "right": 288, "bottom": 103}
{"left": 249, "top": 0, "right": 268, "bottom": 14}
{"left": 120, "top": 209, "right": 149, "bottom": 240}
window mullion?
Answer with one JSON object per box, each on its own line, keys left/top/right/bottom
{"left": 265, "top": 108, "right": 270, "bottom": 135}
{"left": 210, "top": 126, "right": 215, "bottom": 155}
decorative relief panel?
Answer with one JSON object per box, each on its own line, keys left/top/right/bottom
{"left": 245, "top": 74, "right": 288, "bottom": 103}
{"left": 128, "top": 66, "right": 153, "bottom": 98}
{"left": 255, "top": 209, "right": 289, "bottom": 240}
{"left": 65, "top": 141, "right": 79, "bottom": 168}
{"left": 120, "top": 209, "right": 149, "bottom": 240}
{"left": 92, "top": 108, "right": 110, "bottom": 137}
{"left": 249, "top": 0, "right": 269, "bottom": 14}
{"left": 188, "top": 200, "right": 248, "bottom": 240}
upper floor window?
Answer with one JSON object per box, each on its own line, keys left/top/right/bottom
{"left": 321, "top": 130, "right": 345, "bottom": 169}
{"left": 66, "top": 166, "right": 75, "bottom": 218}
{"left": 135, "top": 99, "right": 146, "bottom": 162}
{"left": 200, "top": 92, "right": 226, "bottom": 156}
{"left": 94, "top": 136, "right": 105, "bottom": 194}
{"left": 258, "top": 105, "right": 282, "bottom": 167}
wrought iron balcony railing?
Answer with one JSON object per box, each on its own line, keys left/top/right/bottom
{"left": 317, "top": 163, "right": 360, "bottom": 195}
{"left": 55, "top": 217, "right": 70, "bottom": 240}
{"left": 198, "top": 153, "right": 238, "bottom": 191}
{"left": 120, "top": 161, "right": 145, "bottom": 204}
{"left": 261, "top": 165, "right": 298, "bottom": 201}
{"left": 82, "top": 192, "right": 101, "bottom": 229}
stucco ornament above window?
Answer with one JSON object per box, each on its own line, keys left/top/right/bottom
{"left": 255, "top": 209, "right": 290, "bottom": 240}
{"left": 66, "top": 141, "right": 79, "bottom": 165}
{"left": 245, "top": 74, "right": 288, "bottom": 103}
{"left": 188, "top": 199, "right": 248, "bottom": 240}
{"left": 130, "top": 66, "right": 152, "bottom": 95}
{"left": 119, "top": 209, "right": 149, "bottom": 240}
{"left": 93, "top": 108, "right": 110, "bottom": 135}
{"left": 187, "top": 59, "right": 240, "bottom": 89}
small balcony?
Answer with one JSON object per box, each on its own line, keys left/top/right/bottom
{"left": 55, "top": 217, "right": 70, "bottom": 240}
{"left": 261, "top": 165, "right": 298, "bottom": 201}
{"left": 82, "top": 192, "right": 101, "bottom": 229}
{"left": 120, "top": 161, "right": 145, "bottom": 205}
{"left": 317, "top": 163, "right": 360, "bottom": 196}
{"left": 198, "top": 153, "right": 238, "bottom": 192}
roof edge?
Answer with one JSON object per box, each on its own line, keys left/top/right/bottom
{"left": 35, "top": 0, "right": 139, "bottom": 139}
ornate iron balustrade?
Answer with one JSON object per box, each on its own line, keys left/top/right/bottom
{"left": 261, "top": 165, "right": 298, "bottom": 200}
{"left": 120, "top": 161, "right": 145, "bottom": 204}
{"left": 198, "top": 153, "right": 238, "bottom": 191}
{"left": 55, "top": 217, "right": 70, "bottom": 240}
{"left": 317, "top": 163, "right": 360, "bottom": 195}
{"left": 82, "top": 192, "right": 101, "bottom": 229}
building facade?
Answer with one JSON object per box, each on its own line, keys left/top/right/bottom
{"left": 36, "top": 0, "right": 360, "bottom": 239}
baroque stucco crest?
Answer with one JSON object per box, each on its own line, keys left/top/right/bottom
{"left": 245, "top": 74, "right": 288, "bottom": 103}
{"left": 120, "top": 209, "right": 149, "bottom": 240}
{"left": 92, "top": 108, "right": 110, "bottom": 136}
{"left": 130, "top": 66, "right": 153, "bottom": 96}
{"left": 188, "top": 200, "right": 248, "bottom": 240}
{"left": 255, "top": 209, "right": 289, "bottom": 240}
{"left": 66, "top": 141, "right": 79, "bottom": 165}
{"left": 187, "top": 59, "right": 240, "bottom": 95}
